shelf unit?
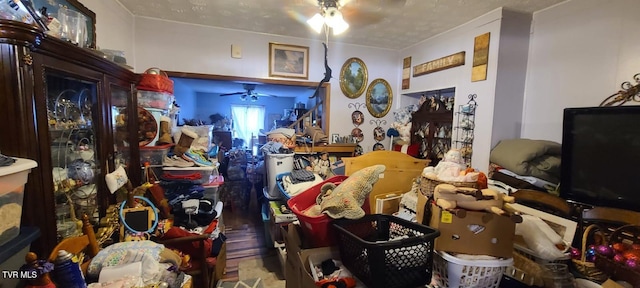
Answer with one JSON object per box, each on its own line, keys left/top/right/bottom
{"left": 0, "top": 20, "right": 139, "bottom": 255}
{"left": 453, "top": 94, "right": 478, "bottom": 166}
{"left": 410, "top": 88, "right": 455, "bottom": 165}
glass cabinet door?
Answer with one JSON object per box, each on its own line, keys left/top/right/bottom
{"left": 46, "top": 72, "right": 100, "bottom": 241}
{"left": 111, "top": 85, "right": 131, "bottom": 169}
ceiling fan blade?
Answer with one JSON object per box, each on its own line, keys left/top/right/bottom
{"left": 219, "top": 92, "right": 245, "bottom": 97}
{"left": 255, "top": 93, "right": 279, "bottom": 98}
{"left": 340, "top": 0, "right": 407, "bottom": 27}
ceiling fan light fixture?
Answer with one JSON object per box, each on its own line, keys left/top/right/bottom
{"left": 240, "top": 94, "right": 247, "bottom": 101}
{"left": 307, "top": 13, "right": 325, "bottom": 34}
{"left": 250, "top": 95, "right": 258, "bottom": 102}
{"left": 331, "top": 16, "right": 349, "bottom": 35}
{"left": 307, "top": 2, "right": 349, "bottom": 35}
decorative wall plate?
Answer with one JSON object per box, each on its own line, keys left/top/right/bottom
{"left": 351, "top": 127, "right": 364, "bottom": 143}
{"left": 340, "top": 57, "right": 368, "bottom": 99}
{"left": 366, "top": 78, "right": 393, "bottom": 118}
{"left": 354, "top": 144, "right": 363, "bottom": 156}
{"left": 373, "top": 126, "right": 385, "bottom": 142}
{"left": 351, "top": 110, "right": 364, "bottom": 126}
{"left": 373, "top": 143, "right": 385, "bottom": 151}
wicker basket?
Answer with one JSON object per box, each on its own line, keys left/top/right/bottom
{"left": 594, "top": 224, "right": 640, "bottom": 287}
{"left": 419, "top": 174, "right": 478, "bottom": 197}
{"left": 572, "top": 224, "right": 609, "bottom": 282}
{"left": 510, "top": 250, "right": 545, "bottom": 287}
{"left": 267, "top": 133, "right": 297, "bottom": 149}
{"left": 137, "top": 67, "right": 174, "bottom": 94}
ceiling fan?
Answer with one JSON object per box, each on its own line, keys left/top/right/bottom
{"left": 219, "top": 84, "right": 278, "bottom": 101}
{"left": 293, "top": 0, "right": 408, "bottom": 31}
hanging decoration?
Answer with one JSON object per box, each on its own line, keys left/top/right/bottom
{"left": 349, "top": 102, "right": 365, "bottom": 155}
{"left": 454, "top": 94, "right": 478, "bottom": 166}
{"left": 370, "top": 119, "right": 387, "bottom": 151}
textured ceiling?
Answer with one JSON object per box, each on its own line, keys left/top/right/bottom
{"left": 117, "top": 0, "right": 566, "bottom": 50}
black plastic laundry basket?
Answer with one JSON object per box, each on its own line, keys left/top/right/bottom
{"left": 332, "top": 214, "right": 440, "bottom": 288}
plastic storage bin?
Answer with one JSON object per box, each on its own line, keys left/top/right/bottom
{"left": 433, "top": 251, "right": 513, "bottom": 288}
{"left": 162, "top": 165, "right": 218, "bottom": 184}
{"left": 139, "top": 144, "right": 172, "bottom": 166}
{"left": 0, "top": 158, "right": 37, "bottom": 246}
{"left": 332, "top": 214, "right": 440, "bottom": 288}
{"left": 276, "top": 172, "right": 291, "bottom": 200}
{"left": 287, "top": 175, "right": 359, "bottom": 248}
{"left": 262, "top": 201, "right": 273, "bottom": 248}
{"left": 137, "top": 90, "right": 174, "bottom": 111}
{"left": 265, "top": 153, "right": 294, "bottom": 199}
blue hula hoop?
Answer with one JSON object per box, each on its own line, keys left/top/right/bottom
{"left": 119, "top": 196, "right": 159, "bottom": 234}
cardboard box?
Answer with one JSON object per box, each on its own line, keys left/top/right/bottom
{"left": 299, "top": 247, "right": 341, "bottom": 288}
{"left": 429, "top": 203, "right": 515, "bottom": 258}
{"left": 416, "top": 190, "right": 429, "bottom": 225}
{"left": 281, "top": 223, "right": 341, "bottom": 288}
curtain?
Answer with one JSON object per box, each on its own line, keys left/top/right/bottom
{"left": 231, "top": 105, "right": 265, "bottom": 148}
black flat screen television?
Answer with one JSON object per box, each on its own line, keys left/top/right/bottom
{"left": 561, "top": 106, "right": 640, "bottom": 212}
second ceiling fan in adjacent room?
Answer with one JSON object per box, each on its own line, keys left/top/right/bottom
{"left": 219, "top": 83, "right": 279, "bottom": 102}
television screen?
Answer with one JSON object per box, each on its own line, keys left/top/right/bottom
{"left": 561, "top": 106, "right": 640, "bottom": 212}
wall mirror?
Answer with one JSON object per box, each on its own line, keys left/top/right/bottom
{"left": 166, "top": 72, "right": 330, "bottom": 151}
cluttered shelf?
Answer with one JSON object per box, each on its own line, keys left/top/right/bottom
{"left": 293, "top": 143, "right": 357, "bottom": 156}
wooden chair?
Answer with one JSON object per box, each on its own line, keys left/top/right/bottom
{"left": 47, "top": 214, "right": 100, "bottom": 275}
{"left": 155, "top": 233, "right": 226, "bottom": 288}
{"left": 510, "top": 189, "right": 573, "bottom": 219}
{"left": 146, "top": 176, "right": 226, "bottom": 288}
{"left": 580, "top": 206, "right": 640, "bottom": 236}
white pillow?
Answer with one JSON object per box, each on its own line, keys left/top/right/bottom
{"left": 105, "top": 165, "right": 128, "bottom": 194}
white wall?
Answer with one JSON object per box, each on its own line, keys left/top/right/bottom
{"left": 79, "top": 0, "right": 135, "bottom": 65}
{"left": 133, "top": 17, "right": 399, "bottom": 152}
{"left": 522, "top": 0, "right": 640, "bottom": 143}
{"left": 399, "top": 9, "right": 506, "bottom": 172}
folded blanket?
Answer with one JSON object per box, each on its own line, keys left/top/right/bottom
{"left": 290, "top": 169, "right": 316, "bottom": 184}
{"left": 283, "top": 173, "right": 323, "bottom": 197}
{"left": 490, "top": 139, "right": 561, "bottom": 183}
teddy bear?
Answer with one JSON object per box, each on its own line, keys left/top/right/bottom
{"left": 391, "top": 104, "right": 419, "bottom": 145}
{"left": 433, "top": 183, "right": 521, "bottom": 222}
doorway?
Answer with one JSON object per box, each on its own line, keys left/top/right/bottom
{"left": 166, "top": 71, "right": 330, "bottom": 148}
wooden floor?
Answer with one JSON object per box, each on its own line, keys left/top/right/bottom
{"left": 220, "top": 185, "right": 272, "bottom": 280}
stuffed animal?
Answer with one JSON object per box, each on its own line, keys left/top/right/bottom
{"left": 433, "top": 183, "right": 520, "bottom": 222}
{"left": 430, "top": 149, "right": 472, "bottom": 181}
{"left": 390, "top": 104, "right": 419, "bottom": 145}
{"left": 317, "top": 164, "right": 386, "bottom": 219}
{"left": 391, "top": 122, "right": 412, "bottom": 145}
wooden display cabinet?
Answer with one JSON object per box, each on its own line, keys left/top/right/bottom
{"left": 0, "top": 20, "right": 139, "bottom": 255}
{"left": 410, "top": 90, "right": 455, "bottom": 165}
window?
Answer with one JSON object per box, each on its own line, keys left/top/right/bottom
{"left": 231, "top": 105, "right": 265, "bottom": 148}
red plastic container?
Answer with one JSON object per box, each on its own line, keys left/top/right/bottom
{"left": 287, "top": 175, "right": 370, "bottom": 248}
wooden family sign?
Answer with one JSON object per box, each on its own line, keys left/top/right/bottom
{"left": 413, "top": 51, "right": 465, "bottom": 77}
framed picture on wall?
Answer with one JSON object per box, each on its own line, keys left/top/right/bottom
{"left": 366, "top": 79, "right": 393, "bottom": 118}
{"left": 340, "top": 57, "right": 368, "bottom": 99}
{"left": 269, "top": 43, "right": 309, "bottom": 79}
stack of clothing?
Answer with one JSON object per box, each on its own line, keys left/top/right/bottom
{"left": 281, "top": 170, "right": 323, "bottom": 198}
{"left": 489, "top": 138, "right": 561, "bottom": 193}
